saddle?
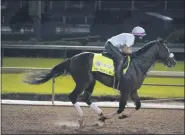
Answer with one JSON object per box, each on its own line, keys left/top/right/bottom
{"left": 101, "top": 52, "right": 114, "bottom": 59}
{"left": 101, "top": 52, "right": 129, "bottom": 70}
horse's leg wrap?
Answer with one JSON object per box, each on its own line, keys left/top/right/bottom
{"left": 68, "top": 85, "right": 86, "bottom": 119}
{"left": 90, "top": 103, "right": 103, "bottom": 116}
{"left": 81, "top": 78, "right": 103, "bottom": 116}
{"left": 73, "top": 103, "right": 85, "bottom": 127}
{"left": 74, "top": 102, "right": 83, "bottom": 117}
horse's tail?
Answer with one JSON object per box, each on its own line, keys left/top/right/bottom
{"left": 23, "top": 59, "right": 70, "bottom": 85}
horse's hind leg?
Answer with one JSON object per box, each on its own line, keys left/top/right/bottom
{"left": 68, "top": 72, "right": 94, "bottom": 126}
{"left": 68, "top": 84, "right": 88, "bottom": 127}
{"left": 68, "top": 85, "right": 85, "bottom": 117}
{"left": 82, "top": 78, "right": 103, "bottom": 116}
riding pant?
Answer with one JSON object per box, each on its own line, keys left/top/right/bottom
{"left": 105, "top": 41, "right": 127, "bottom": 81}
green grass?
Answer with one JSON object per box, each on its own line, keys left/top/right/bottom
{"left": 2, "top": 74, "right": 184, "bottom": 98}
{"left": 2, "top": 57, "right": 184, "bottom": 71}
{"left": 2, "top": 57, "right": 63, "bottom": 68}
{"left": 2, "top": 57, "right": 184, "bottom": 98}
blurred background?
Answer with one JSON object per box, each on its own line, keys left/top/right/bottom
{"left": 1, "top": 0, "right": 184, "bottom": 99}
{"left": 1, "top": 0, "right": 184, "bottom": 59}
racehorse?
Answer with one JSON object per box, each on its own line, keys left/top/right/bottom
{"left": 23, "top": 38, "right": 176, "bottom": 125}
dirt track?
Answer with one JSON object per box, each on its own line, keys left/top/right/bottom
{"left": 2, "top": 105, "right": 184, "bottom": 134}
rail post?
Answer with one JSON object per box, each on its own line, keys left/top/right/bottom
{"left": 52, "top": 77, "right": 55, "bottom": 105}
{"left": 64, "top": 49, "right": 67, "bottom": 61}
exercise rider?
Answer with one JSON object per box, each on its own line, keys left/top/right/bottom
{"left": 105, "top": 26, "right": 146, "bottom": 83}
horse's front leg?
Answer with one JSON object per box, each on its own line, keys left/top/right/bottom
{"left": 99, "top": 89, "right": 130, "bottom": 121}
{"left": 131, "top": 90, "right": 141, "bottom": 111}
{"left": 119, "top": 90, "right": 141, "bottom": 119}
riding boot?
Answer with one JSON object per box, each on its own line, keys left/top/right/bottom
{"left": 115, "top": 59, "right": 124, "bottom": 82}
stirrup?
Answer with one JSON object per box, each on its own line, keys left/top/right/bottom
{"left": 113, "top": 75, "right": 120, "bottom": 92}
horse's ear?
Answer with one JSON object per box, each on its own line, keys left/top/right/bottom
{"left": 157, "top": 37, "right": 164, "bottom": 43}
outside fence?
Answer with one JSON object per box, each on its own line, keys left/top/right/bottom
{"left": 2, "top": 44, "right": 184, "bottom": 52}
{"left": 2, "top": 44, "right": 184, "bottom": 104}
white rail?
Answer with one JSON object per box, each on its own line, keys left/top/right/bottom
{"left": 2, "top": 44, "right": 184, "bottom": 52}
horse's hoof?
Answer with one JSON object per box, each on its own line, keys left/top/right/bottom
{"left": 78, "top": 119, "right": 85, "bottom": 128}
{"left": 118, "top": 114, "right": 129, "bottom": 119}
{"left": 98, "top": 116, "right": 107, "bottom": 122}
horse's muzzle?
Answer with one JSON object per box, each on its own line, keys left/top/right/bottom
{"left": 166, "top": 57, "right": 177, "bottom": 68}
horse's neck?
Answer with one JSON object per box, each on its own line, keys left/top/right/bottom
{"left": 136, "top": 46, "right": 158, "bottom": 74}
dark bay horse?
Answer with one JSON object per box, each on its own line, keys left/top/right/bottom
{"left": 23, "top": 39, "right": 176, "bottom": 124}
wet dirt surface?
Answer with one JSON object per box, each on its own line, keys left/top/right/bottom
{"left": 2, "top": 105, "right": 184, "bottom": 134}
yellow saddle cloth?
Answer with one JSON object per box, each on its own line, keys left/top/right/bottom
{"left": 91, "top": 53, "right": 130, "bottom": 76}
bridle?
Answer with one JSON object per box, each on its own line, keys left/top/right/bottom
{"left": 156, "top": 40, "right": 174, "bottom": 66}
{"left": 130, "top": 40, "right": 172, "bottom": 75}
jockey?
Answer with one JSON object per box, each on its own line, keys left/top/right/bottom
{"left": 105, "top": 26, "right": 146, "bottom": 81}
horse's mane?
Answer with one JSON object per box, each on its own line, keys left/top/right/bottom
{"left": 133, "top": 40, "right": 159, "bottom": 56}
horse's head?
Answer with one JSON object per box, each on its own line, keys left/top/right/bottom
{"left": 156, "top": 38, "right": 177, "bottom": 68}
